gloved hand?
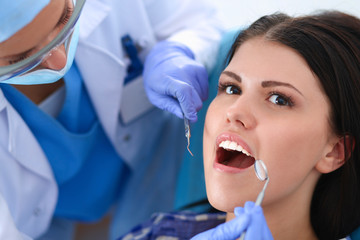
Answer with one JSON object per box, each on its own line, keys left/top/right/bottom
{"left": 190, "top": 202, "right": 273, "bottom": 240}
{"left": 143, "top": 40, "right": 209, "bottom": 122}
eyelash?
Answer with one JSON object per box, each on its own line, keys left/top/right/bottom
{"left": 59, "top": 7, "right": 73, "bottom": 26}
{"left": 217, "top": 82, "right": 295, "bottom": 107}
{"left": 217, "top": 82, "right": 241, "bottom": 94}
{"left": 267, "top": 91, "right": 294, "bottom": 107}
{"left": 8, "top": 54, "right": 29, "bottom": 65}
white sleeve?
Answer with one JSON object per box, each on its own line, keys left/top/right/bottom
{"left": 0, "top": 193, "right": 32, "bottom": 240}
{"left": 144, "top": 0, "right": 224, "bottom": 70}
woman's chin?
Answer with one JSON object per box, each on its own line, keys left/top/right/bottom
{"left": 208, "top": 194, "right": 246, "bottom": 213}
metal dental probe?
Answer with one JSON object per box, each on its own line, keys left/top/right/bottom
{"left": 184, "top": 116, "right": 193, "bottom": 156}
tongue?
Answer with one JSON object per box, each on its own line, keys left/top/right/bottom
{"left": 226, "top": 153, "right": 255, "bottom": 169}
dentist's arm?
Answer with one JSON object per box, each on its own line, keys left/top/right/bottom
{"left": 191, "top": 201, "right": 273, "bottom": 240}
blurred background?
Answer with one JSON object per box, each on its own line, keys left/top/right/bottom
{"left": 209, "top": 0, "right": 360, "bottom": 29}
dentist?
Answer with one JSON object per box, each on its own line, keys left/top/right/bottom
{"left": 0, "top": 0, "right": 223, "bottom": 239}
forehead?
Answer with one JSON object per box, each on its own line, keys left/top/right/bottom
{"left": 227, "top": 37, "right": 316, "bottom": 85}
{"left": 230, "top": 37, "right": 310, "bottom": 75}
{"left": 0, "top": 0, "right": 65, "bottom": 57}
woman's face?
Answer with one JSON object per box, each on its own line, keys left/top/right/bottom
{"left": 203, "top": 37, "right": 336, "bottom": 212}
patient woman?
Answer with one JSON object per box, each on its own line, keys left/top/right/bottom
{"left": 119, "top": 11, "right": 360, "bottom": 240}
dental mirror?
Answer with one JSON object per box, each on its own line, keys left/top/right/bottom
{"left": 254, "top": 159, "right": 269, "bottom": 206}
{"left": 254, "top": 159, "right": 268, "bottom": 182}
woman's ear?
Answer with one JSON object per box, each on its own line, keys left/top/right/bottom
{"left": 315, "top": 135, "right": 354, "bottom": 174}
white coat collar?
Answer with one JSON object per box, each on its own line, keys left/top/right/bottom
{"left": 0, "top": 90, "right": 55, "bottom": 182}
{"left": 73, "top": 0, "right": 157, "bottom": 162}
{"left": 78, "top": 0, "right": 111, "bottom": 40}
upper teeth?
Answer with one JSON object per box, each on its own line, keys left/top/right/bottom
{"left": 219, "top": 140, "right": 252, "bottom": 156}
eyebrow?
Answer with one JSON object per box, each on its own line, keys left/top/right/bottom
{"left": 221, "top": 70, "right": 303, "bottom": 96}
{"left": 262, "top": 81, "right": 303, "bottom": 96}
{"left": 222, "top": 70, "right": 242, "bottom": 82}
{"left": 2, "top": 1, "right": 70, "bottom": 61}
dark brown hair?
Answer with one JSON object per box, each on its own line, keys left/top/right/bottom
{"left": 227, "top": 11, "right": 360, "bottom": 239}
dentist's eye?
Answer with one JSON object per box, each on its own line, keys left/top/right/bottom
{"left": 59, "top": 7, "right": 73, "bottom": 26}
{"left": 8, "top": 54, "right": 29, "bottom": 65}
{"left": 218, "top": 83, "right": 241, "bottom": 95}
{"left": 268, "top": 93, "right": 294, "bottom": 107}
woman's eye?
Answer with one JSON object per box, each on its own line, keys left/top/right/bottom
{"left": 268, "top": 94, "right": 293, "bottom": 106}
{"left": 225, "top": 85, "right": 241, "bottom": 95}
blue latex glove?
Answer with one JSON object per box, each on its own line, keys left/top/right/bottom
{"left": 191, "top": 202, "right": 273, "bottom": 240}
{"left": 143, "top": 40, "right": 209, "bottom": 122}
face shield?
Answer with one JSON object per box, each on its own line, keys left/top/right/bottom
{"left": 0, "top": 0, "right": 86, "bottom": 85}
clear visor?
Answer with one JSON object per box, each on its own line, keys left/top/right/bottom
{"left": 0, "top": 0, "right": 86, "bottom": 82}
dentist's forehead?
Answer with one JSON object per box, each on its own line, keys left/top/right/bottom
{"left": 0, "top": 0, "right": 50, "bottom": 43}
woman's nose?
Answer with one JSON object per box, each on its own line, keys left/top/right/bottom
{"left": 41, "top": 45, "right": 67, "bottom": 70}
{"left": 226, "top": 97, "right": 257, "bottom": 129}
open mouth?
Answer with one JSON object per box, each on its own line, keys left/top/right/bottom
{"left": 216, "top": 140, "right": 255, "bottom": 169}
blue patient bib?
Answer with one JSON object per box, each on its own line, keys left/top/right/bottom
{"left": 0, "top": 64, "right": 128, "bottom": 221}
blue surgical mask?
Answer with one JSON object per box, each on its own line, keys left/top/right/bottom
{"left": 2, "top": 24, "right": 80, "bottom": 85}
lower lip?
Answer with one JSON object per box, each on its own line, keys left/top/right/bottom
{"left": 213, "top": 161, "right": 250, "bottom": 173}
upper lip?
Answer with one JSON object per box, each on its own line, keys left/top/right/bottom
{"left": 216, "top": 132, "right": 254, "bottom": 158}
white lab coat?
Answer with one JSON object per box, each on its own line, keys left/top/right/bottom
{"left": 0, "top": 0, "right": 223, "bottom": 239}
{"left": 0, "top": 90, "right": 57, "bottom": 239}
{"left": 0, "top": 192, "right": 32, "bottom": 240}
